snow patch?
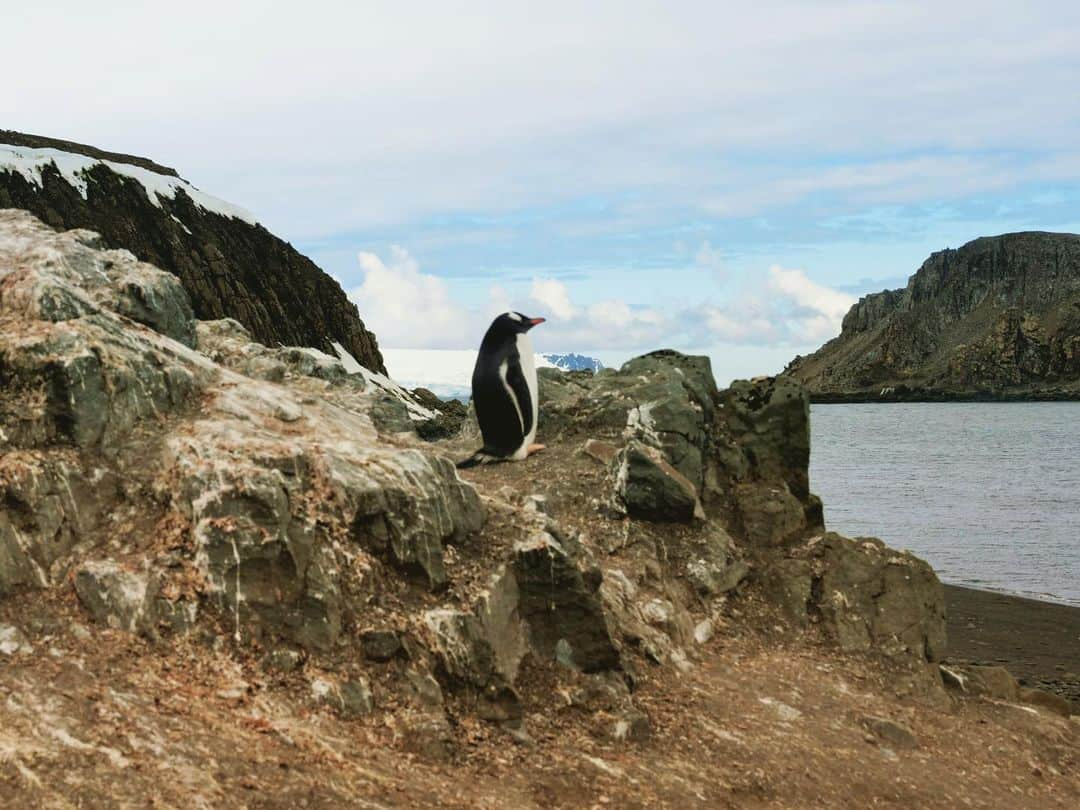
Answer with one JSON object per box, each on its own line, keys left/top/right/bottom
{"left": 0, "top": 144, "right": 258, "bottom": 226}
{"left": 330, "top": 341, "right": 437, "bottom": 420}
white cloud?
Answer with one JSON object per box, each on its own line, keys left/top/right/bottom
{"left": 677, "top": 266, "right": 855, "bottom": 347}
{"left": 701, "top": 306, "right": 778, "bottom": 343}
{"left": 524, "top": 277, "right": 668, "bottom": 351}
{"left": 530, "top": 278, "right": 578, "bottom": 320}
{"left": 351, "top": 254, "right": 856, "bottom": 354}
{"left": 349, "top": 246, "right": 472, "bottom": 349}
{"left": 766, "top": 265, "right": 857, "bottom": 342}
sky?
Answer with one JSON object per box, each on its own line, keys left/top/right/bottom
{"left": 6, "top": 1, "right": 1080, "bottom": 383}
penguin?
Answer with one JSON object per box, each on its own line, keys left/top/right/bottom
{"left": 457, "top": 312, "right": 546, "bottom": 468}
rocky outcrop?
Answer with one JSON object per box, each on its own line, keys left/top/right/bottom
{"left": 786, "top": 231, "right": 1080, "bottom": 400}
{"left": 538, "top": 352, "right": 944, "bottom": 663}
{"left": 1, "top": 210, "right": 954, "bottom": 778}
{"left": 1, "top": 131, "right": 385, "bottom": 373}
{"left": 0, "top": 210, "right": 479, "bottom": 652}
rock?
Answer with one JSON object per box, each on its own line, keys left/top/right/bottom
{"left": 0, "top": 624, "right": 32, "bottom": 656}
{"left": 369, "top": 393, "right": 414, "bottom": 433}
{"left": 860, "top": 715, "right": 918, "bottom": 749}
{"left": 688, "top": 558, "right": 749, "bottom": 597}
{"left": 476, "top": 685, "right": 523, "bottom": 723}
{"left": 641, "top": 598, "right": 676, "bottom": 630}
{"left": 767, "top": 534, "right": 943, "bottom": 659}
{"left": 759, "top": 697, "right": 802, "bottom": 722}
{"left": 943, "top": 665, "right": 1020, "bottom": 701}
{"left": 612, "top": 709, "right": 651, "bottom": 743}
{"left": 523, "top": 494, "right": 551, "bottom": 516}
{"left": 758, "top": 533, "right": 945, "bottom": 663}
{"left": 73, "top": 560, "right": 156, "bottom": 634}
{"left": 759, "top": 559, "right": 814, "bottom": 625}
{"left": 814, "top": 534, "right": 945, "bottom": 661}
{"left": 361, "top": 629, "right": 403, "bottom": 662}
{"left": 541, "top": 351, "right": 715, "bottom": 490}
{"left": 612, "top": 439, "right": 703, "bottom": 523}
{"left": 425, "top": 566, "right": 527, "bottom": 689}
{"left": 310, "top": 678, "right": 340, "bottom": 709}
{"left": 0, "top": 453, "right": 104, "bottom": 595}
{"left": 582, "top": 438, "right": 619, "bottom": 465}
{"left": 693, "top": 619, "right": 715, "bottom": 645}
{"left": 1019, "top": 687, "right": 1073, "bottom": 717}
{"left": 513, "top": 531, "right": 620, "bottom": 672}
{"left": 411, "top": 393, "right": 468, "bottom": 441}
{"left": 400, "top": 715, "right": 454, "bottom": 762}
{"left": 0, "top": 212, "right": 205, "bottom": 455}
{"left": 172, "top": 420, "right": 483, "bottom": 649}
{"left": 567, "top": 672, "right": 632, "bottom": 712}
{"left": 310, "top": 677, "right": 372, "bottom": 717}
{"left": 717, "top": 375, "right": 811, "bottom": 500}
{"left": 684, "top": 524, "right": 748, "bottom": 597}
{"left": 262, "top": 648, "right": 303, "bottom": 673}
{"left": 735, "top": 482, "right": 807, "bottom": 547}
{"left": 504, "top": 725, "right": 536, "bottom": 747}
{"left": 339, "top": 679, "right": 375, "bottom": 718}
{"left": 405, "top": 668, "right": 445, "bottom": 709}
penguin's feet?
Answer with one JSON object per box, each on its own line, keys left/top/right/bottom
{"left": 526, "top": 443, "right": 546, "bottom": 456}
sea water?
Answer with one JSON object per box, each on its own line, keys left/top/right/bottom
{"left": 810, "top": 403, "right": 1080, "bottom": 606}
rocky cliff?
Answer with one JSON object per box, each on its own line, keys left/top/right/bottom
{"left": 786, "top": 232, "right": 1080, "bottom": 400}
{"left": 1, "top": 211, "right": 1075, "bottom": 807}
{"left": 0, "top": 130, "right": 385, "bottom": 374}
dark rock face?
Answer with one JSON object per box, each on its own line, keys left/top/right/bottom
{"left": 1, "top": 132, "right": 385, "bottom": 373}
{"left": 786, "top": 232, "right": 1080, "bottom": 399}
{"left": 513, "top": 531, "right": 621, "bottom": 673}
{"left": 611, "top": 440, "right": 703, "bottom": 523}
{"left": 759, "top": 532, "right": 946, "bottom": 662}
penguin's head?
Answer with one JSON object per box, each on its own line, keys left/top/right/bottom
{"left": 490, "top": 311, "right": 546, "bottom": 336}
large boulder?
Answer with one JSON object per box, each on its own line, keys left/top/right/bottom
{"left": 513, "top": 530, "right": 621, "bottom": 672}
{"left": 761, "top": 533, "right": 946, "bottom": 662}
{"left": 611, "top": 439, "right": 703, "bottom": 523}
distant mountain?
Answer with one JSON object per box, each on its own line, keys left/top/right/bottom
{"left": 785, "top": 232, "right": 1080, "bottom": 401}
{"left": 542, "top": 353, "right": 604, "bottom": 372}
{"left": 0, "top": 130, "right": 385, "bottom": 373}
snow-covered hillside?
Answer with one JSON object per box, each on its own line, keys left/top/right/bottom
{"left": 0, "top": 143, "right": 257, "bottom": 225}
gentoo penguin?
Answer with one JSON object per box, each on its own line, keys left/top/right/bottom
{"left": 457, "top": 312, "right": 546, "bottom": 468}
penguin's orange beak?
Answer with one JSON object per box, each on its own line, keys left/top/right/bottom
{"left": 527, "top": 317, "right": 546, "bottom": 327}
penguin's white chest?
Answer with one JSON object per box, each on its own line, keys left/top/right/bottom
{"left": 515, "top": 332, "right": 539, "bottom": 454}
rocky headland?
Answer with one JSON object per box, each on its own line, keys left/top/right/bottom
{"left": 0, "top": 130, "right": 385, "bottom": 374}
{"left": 1, "top": 209, "right": 1076, "bottom": 807}
{"left": 786, "top": 231, "right": 1080, "bottom": 401}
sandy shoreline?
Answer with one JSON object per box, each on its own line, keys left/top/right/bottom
{"left": 945, "top": 584, "right": 1080, "bottom": 709}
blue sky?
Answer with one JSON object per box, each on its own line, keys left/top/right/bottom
{"left": 7, "top": 1, "right": 1080, "bottom": 382}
